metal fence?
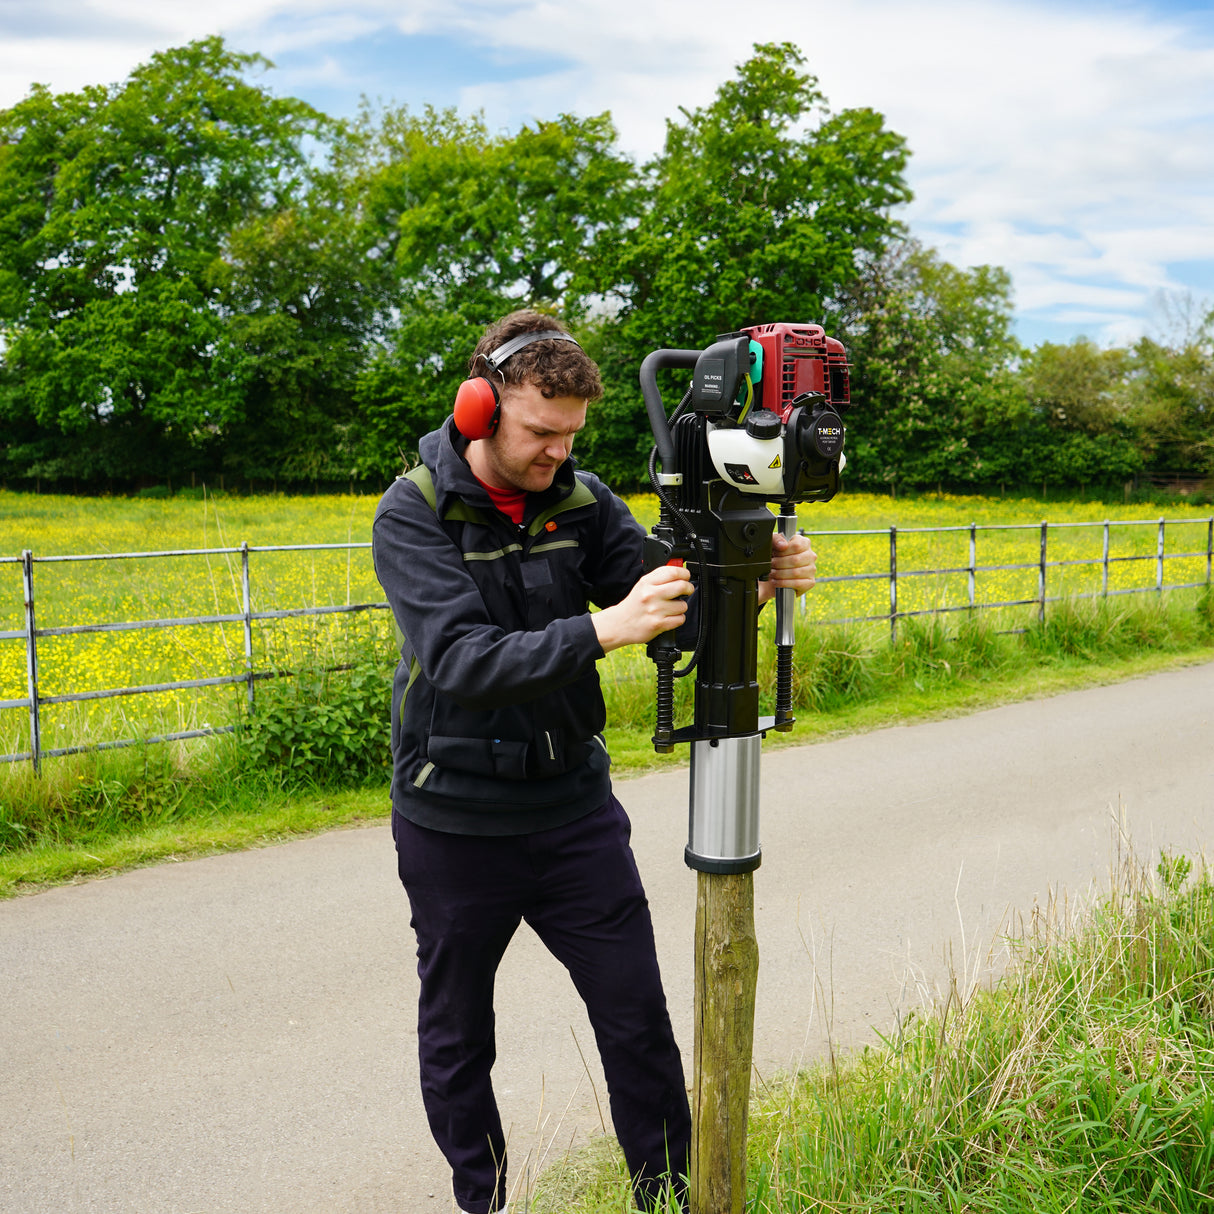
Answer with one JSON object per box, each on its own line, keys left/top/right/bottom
{"left": 3, "top": 516, "right": 1213, "bottom": 771}
{"left": 1, "top": 542, "right": 390, "bottom": 771}
{"left": 813, "top": 516, "right": 1214, "bottom": 641}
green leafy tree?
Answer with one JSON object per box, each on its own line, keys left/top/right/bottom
{"left": 215, "top": 140, "right": 396, "bottom": 487}
{"left": 350, "top": 106, "right": 640, "bottom": 481}
{"left": 1130, "top": 330, "right": 1214, "bottom": 479}
{"left": 0, "top": 38, "right": 323, "bottom": 485}
{"left": 586, "top": 41, "right": 912, "bottom": 487}
{"left": 839, "top": 240, "right": 1024, "bottom": 491}
{"left": 1020, "top": 339, "right": 1143, "bottom": 490}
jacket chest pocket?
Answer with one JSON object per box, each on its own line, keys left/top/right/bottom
{"left": 522, "top": 542, "right": 588, "bottom": 627}
{"left": 522, "top": 557, "right": 553, "bottom": 590}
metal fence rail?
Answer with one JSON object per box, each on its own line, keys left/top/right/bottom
{"left": 811, "top": 516, "right": 1214, "bottom": 641}
{"left": 1, "top": 542, "right": 389, "bottom": 770}
{"left": 3, "top": 516, "right": 1212, "bottom": 770}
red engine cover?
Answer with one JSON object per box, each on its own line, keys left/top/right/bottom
{"left": 741, "top": 322, "right": 850, "bottom": 422}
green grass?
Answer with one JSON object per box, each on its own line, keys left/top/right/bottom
{"left": 529, "top": 850, "right": 1214, "bottom": 1213}
{"left": 0, "top": 731, "right": 388, "bottom": 896}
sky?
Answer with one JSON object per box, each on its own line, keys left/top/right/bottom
{"left": 2, "top": 0, "right": 1213, "bottom": 351}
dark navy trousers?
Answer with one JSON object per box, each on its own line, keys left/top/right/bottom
{"left": 395, "top": 794, "right": 690, "bottom": 1214}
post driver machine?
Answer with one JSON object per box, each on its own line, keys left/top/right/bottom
{"left": 639, "top": 322, "right": 851, "bottom": 1212}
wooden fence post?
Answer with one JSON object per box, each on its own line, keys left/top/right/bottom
{"left": 691, "top": 869, "right": 758, "bottom": 1214}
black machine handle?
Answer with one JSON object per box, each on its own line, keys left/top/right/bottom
{"left": 639, "top": 348, "right": 701, "bottom": 473}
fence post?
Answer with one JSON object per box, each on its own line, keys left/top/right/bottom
{"left": 241, "top": 542, "right": 254, "bottom": 716}
{"left": 1156, "top": 519, "right": 1165, "bottom": 593}
{"left": 889, "top": 526, "right": 898, "bottom": 644}
{"left": 1207, "top": 518, "right": 1212, "bottom": 587}
{"left": 21, "top": 550, "right": 42, "bottom": 775}
{"left": 1102, "top": 521, "right": 1110, "bottom": 598}
{"left": 1039, "top": 522, "right": 1048, "bottom": 625}
{"left": 968, "top": 523, "right": 976, "bottom": 609}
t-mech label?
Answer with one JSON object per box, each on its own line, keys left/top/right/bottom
{"left": 813, "top": 419, "right": 844, "bottom": 458}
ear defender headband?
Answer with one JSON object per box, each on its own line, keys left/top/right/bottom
{"left": 453, "top": 329, "right": 582, "bottom": 440}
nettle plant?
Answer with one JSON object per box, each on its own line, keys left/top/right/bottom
{"left": 240, "top": 653, "right": 393, "bottom": 786}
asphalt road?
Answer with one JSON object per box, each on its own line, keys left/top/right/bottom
{"left": 3, "top": 661, "right": 1213, "bottom": 1213}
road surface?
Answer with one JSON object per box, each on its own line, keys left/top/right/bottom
{"left": 3, "top": 661, "right": 1212, "bottom": 1212}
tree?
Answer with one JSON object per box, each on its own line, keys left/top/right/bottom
{"left": 1130, "top": 332, "right": 1214, "bottom": 479}
{"left": 610, "top": 43, "right": 910, "bottom": 338}
{"left": 585, "top": 41, "right": 913, "bottom": 487}
{"left": 0, "top": 38, "right": 323, "bottom": 485}
{"left": 348, "top": 105, "right": 640, "bottom": 480}
{"left": 1020, "top": 340, "right": 1143, "bottom": 489}
{"left": 215, "top": 144, "right": 396, "bottom": 485}
{"left": 838, "top": 239, "right": 1024, "bottom": 491}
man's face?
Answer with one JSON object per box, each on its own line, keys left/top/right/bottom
{"left": 470, "top": 381, "right": 587, "bottom": 494}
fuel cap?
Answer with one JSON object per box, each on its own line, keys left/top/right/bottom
{"left": 745, "top": 409, "right": 782, "bottom": 439}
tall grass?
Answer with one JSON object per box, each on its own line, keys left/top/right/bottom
{"left": 743, "top": 850, "right": 1214, "bottom": 1213}
{"left": 746, "top": 585, "right": 1214, "bottom": 724}
{"left": 0, "top": 732, "right": 387, "bottom": 893}
{"left": 529, "top": 849, "right": 1214, "bottom": 1213}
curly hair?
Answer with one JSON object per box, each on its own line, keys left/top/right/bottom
{"left": 470, "top": 310, "right": 603, "bottom": 402}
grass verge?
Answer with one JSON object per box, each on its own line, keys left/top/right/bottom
{"left": 530, "top": 849, "right": 1214, "bottom": 1213}
{"left": 3, "top": 590, "right": 1213, "bottom": 895}
{"left": 0, "top": 746, "right": 388, "bottom": 897}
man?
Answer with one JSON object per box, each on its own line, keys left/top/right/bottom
{"left": 372, "top": 310, "right": 816, "bottom": 1214}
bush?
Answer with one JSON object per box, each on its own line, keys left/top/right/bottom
{"left": 240, "top": 655, "right": 392, "bottom": 786}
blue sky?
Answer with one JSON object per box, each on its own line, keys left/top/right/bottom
{"left": 2, "top": 0, "right": 1213, "bottom": 351}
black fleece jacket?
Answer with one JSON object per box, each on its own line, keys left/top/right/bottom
{"left": 372, "top": 418, "right": 648, "bottom": 835}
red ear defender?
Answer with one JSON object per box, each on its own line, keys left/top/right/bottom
{"left": 453, "top": 376, "right": 501, "bottom": 440}
{"left": 453, "top": 329, "right": 582, "bottom": 440}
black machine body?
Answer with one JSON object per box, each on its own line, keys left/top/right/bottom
{"left": 639, "top": 322, "right": 852, "bottom": 873}
{"left": 640, "top": 321, "right": 852, "bottom": 748}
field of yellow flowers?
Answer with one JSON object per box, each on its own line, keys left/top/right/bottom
{"left": 3, "top": 488, "right": 1212, "bottom": 760}
{"left": 1, "top": 491, "right": 390, "bottom": 756}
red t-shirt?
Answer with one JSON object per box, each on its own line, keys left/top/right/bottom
{"left": 477, "top": 477, "right": 526, "bottom": 525}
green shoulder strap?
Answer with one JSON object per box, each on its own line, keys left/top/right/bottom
{"left": 402, "top": 463, "right": 489, "bottom": 526}
{"left": 390, "top": 466, "right": 437, "bottom": 659}
{"left": 389, "top": 465, "right": 493, "bottom": 660}
{"left": 401, "top": 463, "right": 437, "bottom": 511}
